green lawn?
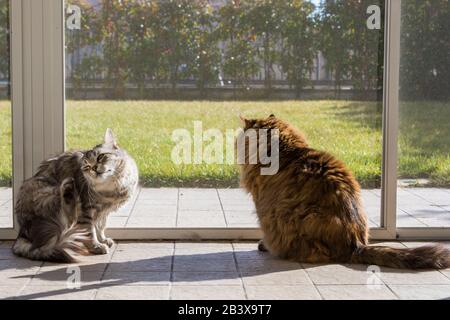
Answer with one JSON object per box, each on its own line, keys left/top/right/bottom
{"left": 0, "top": 100, "right": 449, "bottom": 187}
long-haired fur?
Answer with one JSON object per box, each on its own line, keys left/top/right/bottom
{"left": 239, "top": 114, "right": 450, "bottom": 269}
{"left": 13, "top": 129, "right": 138, "bottom": 263}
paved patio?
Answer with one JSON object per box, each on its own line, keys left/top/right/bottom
{"left": 1, "top": 187, "right": 450, "bottom": 228}
{"left": 0, "top": 240, "right": 449, "bottom": 300}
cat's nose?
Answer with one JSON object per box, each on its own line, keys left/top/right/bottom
{"left": 92, "top": 165, "right": 98, "bottom": 172}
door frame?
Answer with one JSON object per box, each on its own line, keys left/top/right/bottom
{"left": 1, "top": 0, "right": 449, "bottom": 241}
{"left": 0, "top": 0, "right": 65, "bottom": 239}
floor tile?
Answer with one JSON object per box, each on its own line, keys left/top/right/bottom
{"left": 177, "top": 214, "right": 226, "bottom": 227}
{"left": 241, "top": 269, "right": 312, "bottom": 286}
{"left": 175, "top": 242, "right": 233, "bottom": 252}
{"left": 170, "top": 285, "right": 245, "bottom": 300}
{"left": 135, "top": 198, "right": 178, "bottom": 206}
{"left": 173, "top": 256, "right": 237, "bottom": 272}
{"left": 29, "top": 271, "right": 103, "bottom": 287}
{"left": 106, "top": 257, "right": 172, "bottom": 272}
{"left": 18, "top": 286, "right": 98, "bottom": 300}
{"left": 0, "top": 248, "right": 16, "bottom": 260}
{"left": 179, "top": 188, "right": 218, "bottom": 199}
{"left": 115, "top": 241, "right": 174, "bottom": 251}
{"left": 138, "top": 188, "right": 178, "bottom": 200}
{"left": 237, "top": 259, "right": 301, "bottom": 273}
{"left": 389, "top": 285, "right": 450, "bottom": 300}
{"left": 95, "top": 285, "right": 170, "bottom": 300}
{"left": 0, "top": 286, "right": 25, "bottom": 300}
{"left": 39, "top": 262, "right": 108, "bottom": 273}
{"left": 111, "top": 249, "right": 173, "bottom": 261}
{"left": 102, "top": 272, "right": 170, "bottom": 286}
{"left": 440, "top": 269, "right": 450, "bottom": 280}
{"left": 217, "top": 188, "right": 251, "bottom": 199}
{"left": 131, "top": 205, "right": 177, "bottom": 216}
{"left": 401, "top": 241, "right": 450, "bottom": 249}
{"left": 370, "top": 242, "right": 407, "bottom": 249}
{"left": 126, "top": 216, "right": 176, "bottom": 228}
{"left": 0, "top": 259, "right": 42, "bottom": 273}
{"left": 0, "top": 271, "right": 34, "bottom": 286}
{"left": 172, "top": 272, "right": 241, "bottom": 286}
{"left": 303, "top": 264, "right": 378, "bottom": 285}
{"left": 406, "top": 188, "right": 450, "bottom": 206}
{"left": 317, "top": 285, "right": 397, "bottom": 300}
{"left": 245, "top": 285, "right": 321, "bottom": 300}
{"left": 0, "top": 188, "right": 12, "bottom": 200}
{"left": 179, "top": 200, "right": 222, "bottom": 211}
{"left": 106, "top": 217, "right": 128, "bottom": 228}
{"left": 234, "top": 249, "right": 274, "bottom": 261}
{"left": 378, "top": 268, "right": 450, "bottom": 285}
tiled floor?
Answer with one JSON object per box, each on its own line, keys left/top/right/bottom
{"left": 1, "top": 187, "right": 450, "bottom": 228}
{"left": 0, "top": 241, "right": 449, "bottom": 300}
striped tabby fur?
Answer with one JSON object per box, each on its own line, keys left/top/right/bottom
{"left": 13, "top": 129, "right": 138, "bottom": 262}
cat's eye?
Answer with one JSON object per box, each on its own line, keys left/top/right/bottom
{"left": 97, "top": 154, "right": 107, "bottom": 162}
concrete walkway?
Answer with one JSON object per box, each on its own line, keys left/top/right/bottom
{"left": 1, "top": 187, "right": 450, "bottom": 228}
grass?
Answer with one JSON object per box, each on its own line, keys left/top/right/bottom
{"left": 0, "top": 99, "right": 449, "bottom": 188}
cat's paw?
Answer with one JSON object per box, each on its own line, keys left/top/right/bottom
{"left": 60, "top": 178, "right": 76, "bottom": 202}
{"left": 104, "top": 237, "right": 114, "bottom": 248}
{"left": 258, "top": 240, "right": 268, "bottom": 252}
{"left": 89, "top": 243, "right": 109, "bottom": 255}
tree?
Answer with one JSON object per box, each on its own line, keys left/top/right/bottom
{"left": 279, "top": 0, "right": 316, "bottom": 98}
{"left": 0, "top": 0, "right": 10, "bottom": 88}
{"left": 156, "top": 0, "right": 198, "bottom": 93}
{"left": 318, "top": 0, "right": 385, "bottom": 98}
{"left": 217, "top": 0, "right": 259, "bottom": 97}
{"left": 246, "top": 0, "right": 284, "bottom": 95}
{"left": 100, "top": 0, "right": 132, "bottom": 98}
{"left": 66, "top": 0, "right": 103, "bottom": 97}
{"left": 126, "top": 0, "right": 162, "bottom": 97}
{"left": 400, "top": 0, "right": 450, "bottom": 100}
{"left": 185, "top": 1, "right": 221, "bottom": 97}
{"left": 318, "top": 0, "right": 351, "bottom": 97}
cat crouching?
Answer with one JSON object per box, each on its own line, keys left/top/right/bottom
{"left": 13, "top": 129, "right": 138, "bottom": 262}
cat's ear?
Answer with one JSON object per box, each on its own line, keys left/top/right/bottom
{"left": 269, "top": 114, "right": 275, "bottom": 118}
{"left": 239, "top": 114, "right": 248, "bottom": 127}
{"left": 104, "top": 128, "right": 118, "bottom": 149}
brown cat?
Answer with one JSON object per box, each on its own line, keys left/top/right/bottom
{"left": 239, "top": 114, "right": 450, "bottom": 269}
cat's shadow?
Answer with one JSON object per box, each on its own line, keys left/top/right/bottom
{"left": 4, "top": 250, "right": 299, "bottom": 300}
{"left": 4, "top": 250, "right": 442, "bottom": 300}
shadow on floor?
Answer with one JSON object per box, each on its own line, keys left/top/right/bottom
{"left": 3, "top": 249, "right": 444, "bottom": 300}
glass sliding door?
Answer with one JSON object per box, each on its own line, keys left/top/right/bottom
{"left": 397, "top": 0, "right": 450, "bottom": 230}
{"left": 0, "top": 0, "right": 12, "bottom": 229}
{"left": 64, "top": 0, "right": 385, "bottom": 233}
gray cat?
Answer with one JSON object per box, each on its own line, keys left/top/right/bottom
{"left": 12, "top": 129, "right": 138, "bottom": 262}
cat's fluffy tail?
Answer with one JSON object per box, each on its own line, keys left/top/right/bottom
{"left": 12, "top": 219, "right": 89, "bottom": 263}
{"left": 350, "top": 244, "right": 450, "bottom": 269}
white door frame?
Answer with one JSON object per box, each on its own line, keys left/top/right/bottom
{"left": 1, "top": 0, "right": 449, "bottom": 241}
{"left": 0, "top": 0, "right": 65, "bottom": 239}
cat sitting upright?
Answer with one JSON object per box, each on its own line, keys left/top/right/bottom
{"left": 13, "top": 129, "right": 138, "bottom": 262}
{"left": 239, "top": 114, "right": 449, "bottom": 269}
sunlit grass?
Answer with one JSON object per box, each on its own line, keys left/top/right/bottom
{"left": 66, "top": 99, "right": 382, "bottom": 187}
{"left": 1, "top": 100, "right": 449, "bottom": 187}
